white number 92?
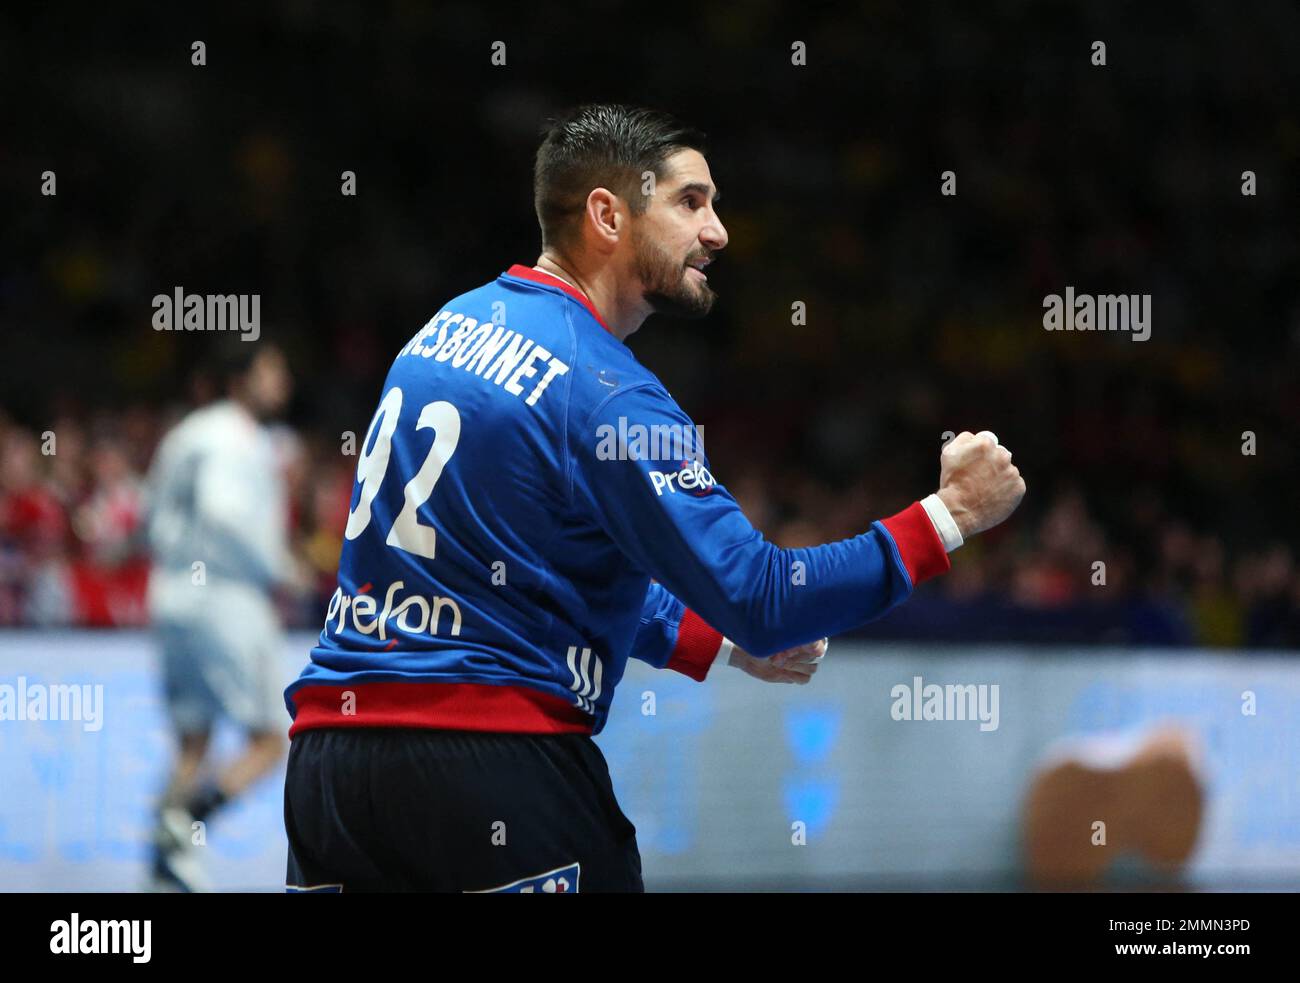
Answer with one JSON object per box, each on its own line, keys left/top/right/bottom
{"left": 343, "top": 386, "right": 461, "bottom": 561}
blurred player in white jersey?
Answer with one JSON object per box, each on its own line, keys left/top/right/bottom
{"left": 144, "top": 343, "right": 296, "bottom": 891}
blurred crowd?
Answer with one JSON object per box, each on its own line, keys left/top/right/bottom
{"left": 0, "top": 400, "right": 1296, "bottom": 647}
{"left": 0, "top": 402, "right": 353, "bottom": 632}
{"left": 2, "top": 3, "right": 1296, "bottom": 645}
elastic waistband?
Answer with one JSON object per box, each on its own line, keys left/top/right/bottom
{"left": 287, "top": 680, "right": 593, "bottom": 738}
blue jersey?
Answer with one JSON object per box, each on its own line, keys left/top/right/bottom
{"left": 286, "top": 264, "right": 950, "bottom": 736}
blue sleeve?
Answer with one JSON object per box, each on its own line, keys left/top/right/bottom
{"left": 628, "top": 582, "right": 728, "bottom": 681}
{"left": 571, "top": 384, "right": 950, "bottom": 657}
{"left": 629, "top": 581, "right": 685, "bottom": 670}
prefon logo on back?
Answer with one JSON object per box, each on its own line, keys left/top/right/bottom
{"left": 648, "top": 459, "right": 715, "bottom": 497}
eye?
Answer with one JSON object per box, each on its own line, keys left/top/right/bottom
{"left": 682, "top": 196, "right": 701, "bottom": 211}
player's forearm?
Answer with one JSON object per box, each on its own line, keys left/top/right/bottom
{"left": 665, "top": 500, "right": 949, "bottom": 658}
{"left": 628, "top": 582, "right": 731, "bottom": 681}
{"left": 628, "top": 581, "right": 689, "bottom": 670}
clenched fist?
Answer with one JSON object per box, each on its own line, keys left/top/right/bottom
{"left": 935, "top": 431, "right": 1026, "bottom": 538}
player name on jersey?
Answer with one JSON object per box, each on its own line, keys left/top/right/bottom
{"left": 397, "top": 310, "right": 570, "bottom": 408}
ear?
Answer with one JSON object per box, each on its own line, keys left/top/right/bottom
{"left": 584, "top": 187, "right": 623, "bottom": 245}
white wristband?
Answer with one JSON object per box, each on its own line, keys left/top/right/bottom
{"left": 920, "top": 493, "right": 964, "bottom": 553}
{"left": 716, "top": 636, "right": 735, "bottom": 670}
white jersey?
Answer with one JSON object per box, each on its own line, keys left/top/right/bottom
{"left": 145, "top": 400, "right": 290, "bottom": 621}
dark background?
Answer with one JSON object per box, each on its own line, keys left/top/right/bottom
{"left": 2, "top": 1, "right": 1298, "bottom": 645}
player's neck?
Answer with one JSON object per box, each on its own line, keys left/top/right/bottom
{"left": 532, "top": 255, "right": 646, "bottom": 342}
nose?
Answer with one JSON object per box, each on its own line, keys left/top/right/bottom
{"left": 701, "top": 210, "right": 728, "bottom": 252}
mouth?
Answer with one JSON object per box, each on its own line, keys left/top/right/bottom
{"left": 685, "top": 257, "right": 712, "bottom": 282}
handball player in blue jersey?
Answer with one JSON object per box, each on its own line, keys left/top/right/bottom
{"left": 283, "top": 104, "right": 1025, "bottom": 892}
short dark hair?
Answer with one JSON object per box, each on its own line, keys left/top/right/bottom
{"left": 533, "top": 104, "right": 707, "bottom": 254}
{"left": 210, "top": 337, "right": 261, "bottom": 391}
{"left": 208, "top": 336, "right": 283, "bottom": 393}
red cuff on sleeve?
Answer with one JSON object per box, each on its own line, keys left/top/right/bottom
{"left": 665, "top": 608, "right": 724, "bottom": 682}
{"left": 880, "top": 501, "right": 951, "bottom": 588}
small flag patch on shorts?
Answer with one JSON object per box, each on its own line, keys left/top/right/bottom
{"left": 469, "top": 862, "right": 580, "bottom": 893}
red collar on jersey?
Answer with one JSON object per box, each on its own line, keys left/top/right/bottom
{"left": 505, "top": 264, "right": 611, "bottom": 333}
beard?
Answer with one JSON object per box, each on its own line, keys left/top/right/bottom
{"left": 631, "top": 227, "right": 717, "bottom": 319}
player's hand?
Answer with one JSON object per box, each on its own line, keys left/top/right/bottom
{"left": 728, "top": 637, "right": 828, "bottom": 684}
{"left": 934, "top": 430, "right": 1025, "bottom": 538}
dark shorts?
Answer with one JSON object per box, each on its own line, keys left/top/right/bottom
{"left": 284, "top": 727, "right": 643, "bottom": 892}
